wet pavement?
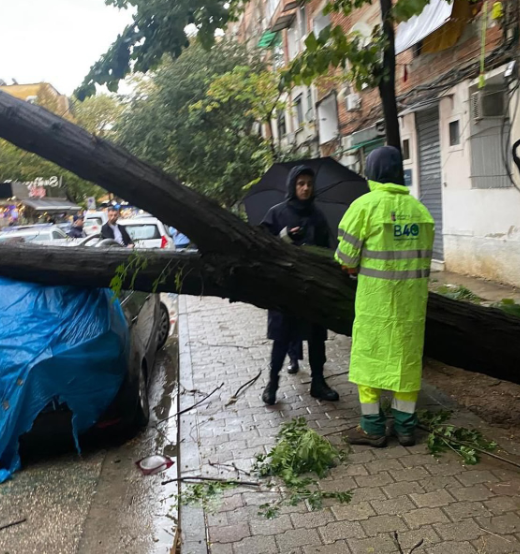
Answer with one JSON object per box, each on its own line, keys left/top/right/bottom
{"left": 0, "top": 328, "right": 180, "bottom": 554}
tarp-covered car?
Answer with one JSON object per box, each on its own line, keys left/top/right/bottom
{"left": 0, "top": 279, "right": 170, "bottom": 483}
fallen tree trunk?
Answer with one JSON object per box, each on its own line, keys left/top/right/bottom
{"left": 0, "top": 91, "right": 519, "bottom": 383}
{"left": 1, "top": 243, "right": 520, "bottom": 384}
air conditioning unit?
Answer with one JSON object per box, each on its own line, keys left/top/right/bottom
{"left": 346, "top": 93, "right": 361, "bottom": 112}
{"left": 471, "top": 89, "right": 506, "bottom": 120}
{"left": 337, "top": 87, "right": 350, "bottom": 103}
{"left": 375, "top": 119, "right": 386, "bottom": 136}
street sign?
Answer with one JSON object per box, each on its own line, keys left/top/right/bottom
{"left": 87, "top": 197, "right": 96, "bottom": 210}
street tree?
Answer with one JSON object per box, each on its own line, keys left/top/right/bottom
{"left": 115, "top": 41, "right": 269, "bottom": 207}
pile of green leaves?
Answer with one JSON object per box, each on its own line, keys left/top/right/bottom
{"left": 418, "top": 410, "right": 497, "bottom": 466}
{"left": 253, "top": 417, "right": 352, "bottom": 517}
{"left": 182, "top": 481, "right": 237, "bottom": 512}
{"left": 436, "top": 285, "right": 482, "bottom": 303}
{"left": 492, "top": 299, "right": 520, "bottom": 319}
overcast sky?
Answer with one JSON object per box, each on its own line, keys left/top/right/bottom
{"left": 0, "top": 0, "right": 133, "bottom": 95}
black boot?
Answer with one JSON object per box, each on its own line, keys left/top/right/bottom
{"left": 262, "top": 371, "right": 279, "bottom": 405}
{"left": 288, "top": 360, "right": 299, "bottom": 374}
{"left": 310, "top": 376, "right": 339, "bottom": 401}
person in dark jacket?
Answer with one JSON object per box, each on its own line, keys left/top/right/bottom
{"left": 260, "top": 165, "right": 339, "bottom": 405}
{"left": 68, "top": 214, "right": 86, "bottom": 239}
{"left": 101, "top": 206, "right": 134, "bottom": 247}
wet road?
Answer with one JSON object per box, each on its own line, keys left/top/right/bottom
{"left": 0, "top": 339, "right": 180, "bottom": 554}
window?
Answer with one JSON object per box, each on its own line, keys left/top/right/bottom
{"left": 313, "top": 10, "right": 331, "bottom": 37}
{"left": 449, "top": 120, "right": 460, "bottom": 146}
{"left": 277, "top": 111, "right": 287, "bottom": 137}
{"left": 402, "top": 139, "right": 411, "bottom": 160}
{"left": 123, "top": 224, "right": 161, "bottom": 240}
{"left": 306, "top": 88, "right": 314, "bottom": 121}
{"left": 294, "top": 95, "right": 304, "bottom": 128}
{"left": 299, "top": 5, "right": 307, "bottom": 38}
{"left": 317, "top": 94, "right": 339, "bottom": 145}
{"left": 287, "top": 20, "right": 300, "bottom": 60}
{"left": 52, "top": 230, "right": 65, "bottom": 239}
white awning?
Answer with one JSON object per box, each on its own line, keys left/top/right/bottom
{"left": 395, "top": 0, "right": 454, "bottom": 55}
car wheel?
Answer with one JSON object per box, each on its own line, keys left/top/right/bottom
{"left": 133, "top": 365, "right": 150, "bottom": 428}
{"left": 156, "top": 303, "right": 170, "bottom": 350}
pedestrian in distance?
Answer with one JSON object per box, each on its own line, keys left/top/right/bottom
{"left": 335, "top": 146, "right": 434, "bottom": 447}
{"left": 101, "top": 206, "right": 134, "bottom": 248}
{"left": 261, "top": 165, "right": 339, "bottom": 405}
{"left": 67, "top": 214, "right": 86, "bottom": 239}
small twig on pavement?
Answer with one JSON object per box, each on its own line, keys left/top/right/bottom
{"left": 209, "top": 461, "right": 251, "bottom": 477}
{"left": 226, "top": 369, "right": 263, "bottom": 406}
{"left": 321, "top": 423, "right": 359, "bottom": 437}
{"left": 409, "top": 539, "right": 424, "bottom": 553}
{"left": 301, "top": 372, "right": 348, "bottom": 385}
{"left": 418, "top": 425, "right": 520, "bottom": 469}
{"left": 393, "top": 531, "right": 405, "bottom": 554}
{"left": 479, "top": 527, "right": 512, "bottom": 543}
{"left": 0, "top": 518, "right": 26, "bottom": 533}
{"left": 161, "top": 475, "right": 260, "bottom": 487}
{"left": 158, "top": 383, "right": 224, "bottom": 423}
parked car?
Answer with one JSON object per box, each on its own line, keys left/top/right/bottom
{"left": 0, "top": 225, "right": 71, "bottom": 245}
{"left": 84, "top": 211, "right": 108, "bottom": 236}
{"left": 118, "top": 216, "right": 175, "bottom": 249}
{"left": 0, "top": 241, "right": 171, "bottom": 480}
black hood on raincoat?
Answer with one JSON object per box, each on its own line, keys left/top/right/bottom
{"left": 285, "top": 165, "right": 316, "bottom": 200}
{"left": 365, "top": 146, "right": 404, "bottom": 186}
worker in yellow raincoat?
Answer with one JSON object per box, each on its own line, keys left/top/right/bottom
{"left": 335, "top": 146, "right": 434, "bottom": 447}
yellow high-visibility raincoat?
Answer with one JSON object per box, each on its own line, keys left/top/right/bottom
{"left": 335, "top": 179, "right": 434, "bottom": 392}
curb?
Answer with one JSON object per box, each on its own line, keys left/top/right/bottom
{"left": 178, "top": 295, "right": 209, "bottom": 554}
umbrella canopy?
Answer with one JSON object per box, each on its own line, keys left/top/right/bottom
{"left": 243, "top": 157, "right": 369, "bottom": 243}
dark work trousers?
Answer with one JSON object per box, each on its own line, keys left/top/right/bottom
{"left": 288, "top": 341, "right": 303, "bottom": 364}
{"left": 270, "top": 335, "right": 326, "bottom": 382}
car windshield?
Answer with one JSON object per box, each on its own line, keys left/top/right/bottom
{"left": 123, "top": 224, "right": 161, "bottom": 240}
{"left": 85, "top": 218, "right": 102, "bottom": 227}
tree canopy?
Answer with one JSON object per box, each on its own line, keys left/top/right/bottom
{"left": 115, "top": 41, "right": 270, "bottom": 207}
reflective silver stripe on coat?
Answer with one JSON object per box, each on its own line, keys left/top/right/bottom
{"left": 338, "top": 230, "right": 363, "bottom": 250}
{"left": 335, "top": 248, "right": 360, "bottom": 267}
{"left": 359, "top": 267, "right": 431, "bottom": 280}
{"left": 362, "top": 249, "right": 433, "bottom": 260}
{"left": 360, "top": 402, "right": 380, "bottom": 416}
{"left": 391, "top": 398, "right": 417, "bottom": 414}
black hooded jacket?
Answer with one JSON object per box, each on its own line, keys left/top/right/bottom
{"left": 261, "top": 165, "right": 330, "bottom": 248}
{"left": 260, "top": 165, "right": 328, "bottom": 342}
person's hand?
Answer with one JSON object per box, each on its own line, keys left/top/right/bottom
{"left": 290, "top": 227, "right": 301, "bottom": 234}
{"left": 127, "top": 244, "right": 135, "bottom": 249}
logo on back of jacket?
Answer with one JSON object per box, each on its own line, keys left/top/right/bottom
{"left": 391, "top": 212, "right": 420, "bottom": 240}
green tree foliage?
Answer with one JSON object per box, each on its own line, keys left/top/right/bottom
{"left": 0, "top": 94, "right": 121, "bottom": 204}
{"left": 116, "top": 41, "right": 269, "bottom": 207}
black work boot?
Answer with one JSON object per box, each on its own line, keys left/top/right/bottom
{"left": 310, "top": 376, "right": 339, "bottom": 401}
{"left": 288, "top": 360, "right": 299, "bottom": 375}
{"left": 262, "top": 371, "right": 279, "bottom": 405}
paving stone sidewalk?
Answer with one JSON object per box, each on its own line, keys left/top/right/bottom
{"left": 178, "top": 296, "right": 520, "bottom": 554}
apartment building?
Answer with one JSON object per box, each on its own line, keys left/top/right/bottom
{"left": 233, "top": 0, "right": 520, "bottom": 286}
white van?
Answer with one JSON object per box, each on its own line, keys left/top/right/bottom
{"left": 118, "top": 216, "right": 175, "bottom": 249}
{"left": 84, "top": 211, "right": 108, "bottom": 236}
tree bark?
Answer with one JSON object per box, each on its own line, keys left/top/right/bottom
{"left": 0, "top": 91, "right": 519, "bottom": 383}
{"left": 378, "top": 0, "right": 405, "bottom": 182}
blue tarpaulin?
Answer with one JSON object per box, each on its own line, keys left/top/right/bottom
{"left": 0, "top": 278, "right": 129, "bottom": 482}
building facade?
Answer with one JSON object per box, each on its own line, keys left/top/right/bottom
{"left": 233, "top": 0, "right": 520, "bottom": 286}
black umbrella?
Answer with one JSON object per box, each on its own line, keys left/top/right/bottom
{"left": 243, "top": 157, "right": 369, "bottom": 243}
